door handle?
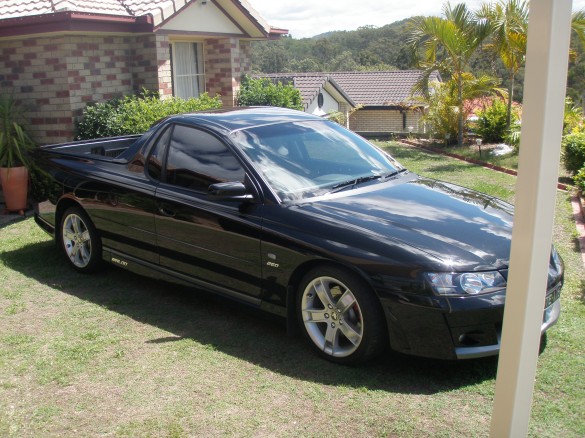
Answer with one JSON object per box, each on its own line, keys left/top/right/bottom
{"left": 158, "top": 207, "right": 176, "bottom": 217}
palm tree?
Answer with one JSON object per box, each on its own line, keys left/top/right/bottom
{"left": 478, "top": 1, "right": 585, "bottom": 130}
{"left": 408, "top": 2, "right": 491, "bottom": 146}
{"left": 476, "top": 0, "right": 527, "bottom": 130}
{"left": 416, "top": 73, "right": 507, "bottom": 142}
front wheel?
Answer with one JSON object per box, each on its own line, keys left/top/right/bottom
{"left": 59, "top": 207, "right": 102, "bottom": 273}
{"left": 297, "top": 266, "right": 387, "bottom": 364}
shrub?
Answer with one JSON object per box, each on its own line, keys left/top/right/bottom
{"left": 504, "top": 121, "right": 522, "bottom": 150}
{"left": 236, "top": 75, "right": 303, "bottom": 111}
{"left": 76, "top": 91, "right": 222, "bottom": 140}
{"left": 562, "top": 132, "right": 585, "bottom": 175}
{"left": 574, "top": 166, "right": 585, "bottom": 192}
{"left": 418, "top": 81, "right": 459, "bottom": 143}
{"left": 475, "top": 99, "right": 512, "bottom": 143}
{"left": 327, "top": 111, "right": 346, "bottom": 126}
{"left": 564, "top": 97, "right": 584, "bottom": 134}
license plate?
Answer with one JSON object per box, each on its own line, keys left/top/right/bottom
{"left": 545, "top": 283, "right": 562, "bottom": 308}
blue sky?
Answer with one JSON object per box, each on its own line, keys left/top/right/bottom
{"left": 249, "top": 1, "right": 585, "bottom": 39}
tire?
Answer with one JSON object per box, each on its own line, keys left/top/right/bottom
{"left": 297, "top": 266, "right": 387, "bottom": 364}
{"left": 59, "top": 206, "right": 102, "bottom": 273}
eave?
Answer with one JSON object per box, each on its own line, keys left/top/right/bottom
{"left": 0, "top": 11, "right": 153, "bottom": 38}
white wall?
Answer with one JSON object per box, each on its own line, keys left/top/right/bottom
{"left": 307, "top": 89, "right": 339, "bottom": 115}
{"left": 161, "top": 1, "right": 243, "bottom": 35}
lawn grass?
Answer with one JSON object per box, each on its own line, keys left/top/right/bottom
{"left": 407, "top": 139, "right": 574, "bottom": 185}
{"left": 1, "top": 143, "right": 583, "bottom": 437}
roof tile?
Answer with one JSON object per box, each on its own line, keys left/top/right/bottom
{"left": 0, "top": 1, "right": 278, "bottom": 35}
{"left": 329, "top": 70, "right": 440, "bottom": 106}
{"left": 258, "top": 71, "right": 440, "bottom": 107}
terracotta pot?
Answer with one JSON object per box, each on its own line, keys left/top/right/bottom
{"left": 0, "top": 166, "right": 29, "bottom": 215}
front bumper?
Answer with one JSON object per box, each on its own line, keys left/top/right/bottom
{"left": 454, "top": 297, "right": 561, "bottom": 359}
{"left": 380, "top": 281, "right": 562, "bottom": 360}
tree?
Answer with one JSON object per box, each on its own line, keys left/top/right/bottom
{"left": 256, "top": 43, "right": 289, "bottom": 73}
{"left": 476, "top": 0, "right": 528, "bottom": 130}
{"left": 288, "top": 58, "right": 322, "bottom": 72}
{"left": 408, "top": 3, "right": 491, "bottom": 146}
{"left": 478, "top": 1, "right": 585, "bottom": 129}
{"left": 327, "top": 51, "right": 359, "bottom": 71}
{"left": 236, "top": 75, "right": 303, "bottom": 111}
{"left": 416, "top": 73, "right": 506, "bottom": 142}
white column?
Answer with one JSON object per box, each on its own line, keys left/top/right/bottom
{"left": 489, "top": 1, "right": 572, "bottom": 436}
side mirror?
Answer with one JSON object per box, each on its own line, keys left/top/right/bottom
{"left": 207, "top": 181, "right": 256, "bottom": 202}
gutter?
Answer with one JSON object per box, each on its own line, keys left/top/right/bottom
{"left": 0, "top": 11, "right": 153, "bottom": 38}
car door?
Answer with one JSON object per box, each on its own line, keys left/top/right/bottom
{"left": 77, "top": 154, "right": 160, "bottom": 265}
{"left": 153, "top": 123, "right": 263, "bottom": 300}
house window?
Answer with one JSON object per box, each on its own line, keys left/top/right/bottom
{"left": 172, "top": 42, "right": 205, "bottom": 99}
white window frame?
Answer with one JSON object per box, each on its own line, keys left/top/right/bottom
{"left": 171, "top": 41, "right": 205, "bottom": 99}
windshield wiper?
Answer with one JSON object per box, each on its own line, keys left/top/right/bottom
{"left": 327, "top": 169, "right": 408, "bottom": 194}
{"left": 328, "top": 174, "right": 383, "bottom": 193}
{"left": 380, "top": 168, "right": 408, "bottom": 179}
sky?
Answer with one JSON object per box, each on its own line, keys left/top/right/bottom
{"left": 248, "top": 0, "right": 585, "bottom": 39}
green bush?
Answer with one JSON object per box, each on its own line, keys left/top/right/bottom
{"left": 236, "top": 75, "right": 303, "bottom": 111}
{"left": 574, "top": 166, "right": 585, "bottom": 192}
{"left": 76, "top": 91, "right": 222, "bottom": 140}
{"left": 504, "top": 121, "right": 522, "bottom": 150}
{"left": 476, "top": 99, "right": 512, "bottom": 143}
{"left": 564, "top": 97, "right": 584, "bottom": 134}
{"left": 562, "top": 132, "right": 585, "bottom": 175}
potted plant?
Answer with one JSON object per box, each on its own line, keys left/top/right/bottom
{"left": 0, "top": 95, "right": 35, "bottom": 215}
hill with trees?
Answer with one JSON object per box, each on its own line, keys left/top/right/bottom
{"left": 251, "top": 11, "right": 585, "bottom": 108}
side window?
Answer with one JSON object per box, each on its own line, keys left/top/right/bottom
{"left": 147, "top": 126, "right": 172, "bottom": 181}
{"left": 166, "top": 125, "right": 245, "bottom": 191}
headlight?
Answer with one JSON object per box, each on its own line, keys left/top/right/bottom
{"left": 424, "top": 271, "right": 507, "bottom": 296}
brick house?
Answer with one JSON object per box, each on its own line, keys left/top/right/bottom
{"left": 0, "top": 0, "right": 286, "bottom": 144}
{"left": 261, "top": 70, "right": 441, "bottom": 136}
{"left": 330, "top": 71, "right": 441, "bottom": 136}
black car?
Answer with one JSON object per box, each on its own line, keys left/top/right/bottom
{"left": 33, "top": 107, "right": 563, "bottom": 364}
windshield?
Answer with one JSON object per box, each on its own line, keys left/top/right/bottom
{"left": 231, "top": 120, "right": 404, "bottom": 202}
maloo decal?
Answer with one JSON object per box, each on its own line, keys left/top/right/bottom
{"left": 111, "top": 257, "right": 129, "bottom": 267}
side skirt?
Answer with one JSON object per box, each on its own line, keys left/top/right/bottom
{"left": 102, "top": 247, "right": 263, "bottom": 308}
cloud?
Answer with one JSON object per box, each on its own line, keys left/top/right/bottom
{"left": 249, "top": 0, "right": 585, "bottom": 39}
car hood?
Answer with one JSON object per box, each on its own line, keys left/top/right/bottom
{"left": 298, "top": 174, "right": 514, "bottom": 271}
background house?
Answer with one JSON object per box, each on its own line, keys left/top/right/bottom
{"left": 256, "top": 73, "right": 355, "bottom": 127}
{"left": 260, "top": 70, "right": 440, "bottom": 136}
{"left": 330, "top": 71, "right": 439, "bottom": 136}
{"left": 0, "top": 0, "right": 285, "bottom": 144}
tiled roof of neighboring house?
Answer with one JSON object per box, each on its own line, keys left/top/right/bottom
{"left": 290, "top": 75, "right": 327, "bottom": 108}
{"left": 329, "top": 70, "right": 441, "bottom": 106}
{"left": 0, "top": 0, "right": 285, "bottom": 35}
{"left": 465, "top": 96, "right": 522, "bottom": 118}
{"left": 257, "top": 70, "right": 440, "bottom": 108}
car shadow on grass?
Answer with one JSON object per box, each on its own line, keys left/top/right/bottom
{"left": 2, "top": 240, "right": 499, "bottom": 395}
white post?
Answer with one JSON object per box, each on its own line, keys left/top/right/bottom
{"left": 489, "top": 0, "right": 572, "bottom": 436}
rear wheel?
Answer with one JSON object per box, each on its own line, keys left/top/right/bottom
{"left": 297, "top": 266, "right": 386, "bottom": 364}
{"left": 60, "top": 207, "right": 102, "bottom": 273}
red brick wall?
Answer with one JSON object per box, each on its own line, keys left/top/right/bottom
{"left": 131, "top": 34, "right": 163, "bottom": 96}
{"left": 205, "top": 38, "right": 252, "bottom": 108}
{"left": 0, "top": 33, "right": 253, "bottom": 144}
{"left": 0, "top": 34, "right": 165, "bottom": 144}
